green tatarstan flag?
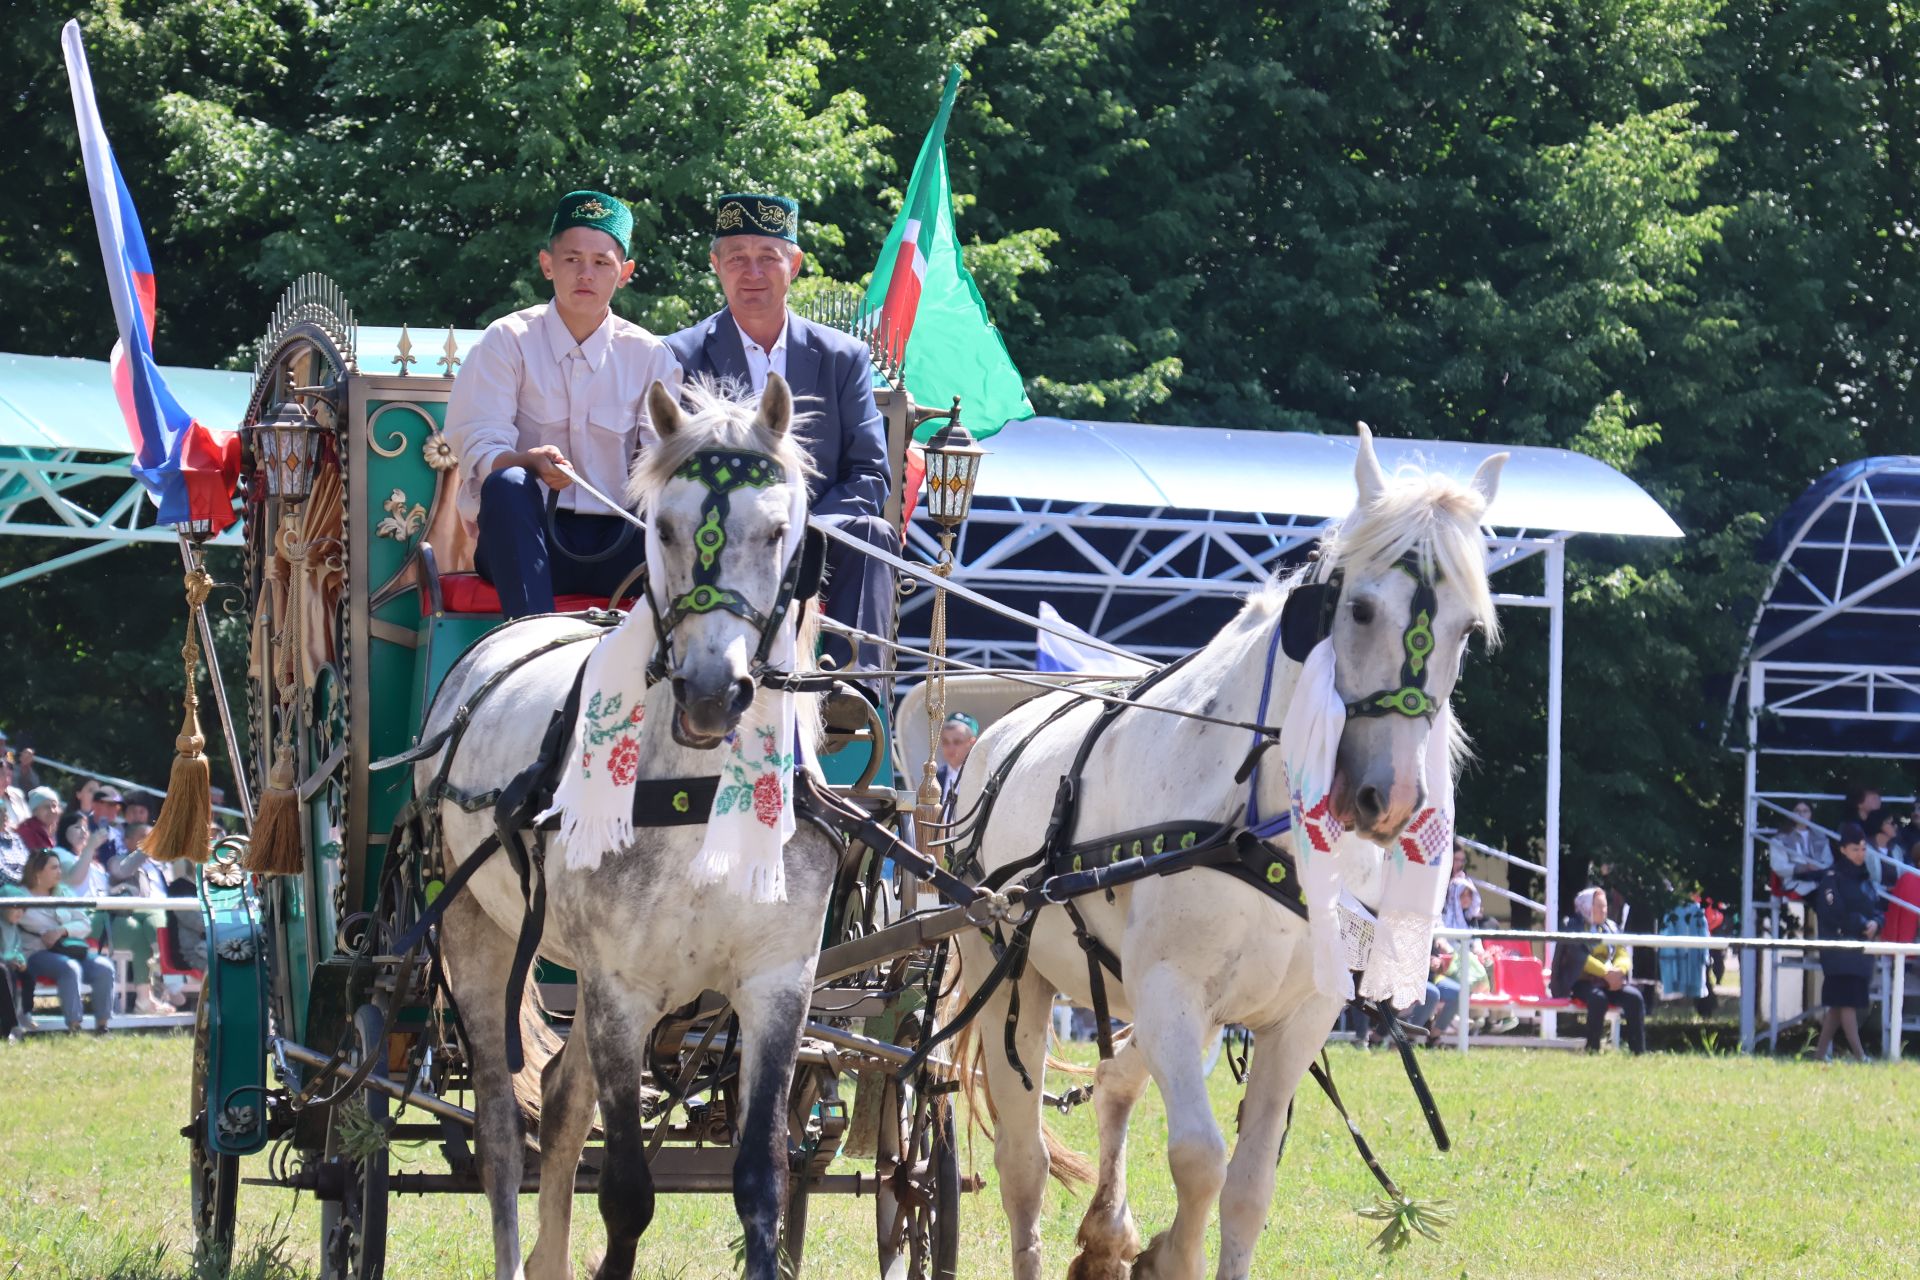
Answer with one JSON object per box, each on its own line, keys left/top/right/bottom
{"left": 862, "top": 65, "right": 1034, "bottom": 446}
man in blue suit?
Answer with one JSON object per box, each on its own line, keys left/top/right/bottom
{"left": 666, "top": 193, "right": 898, "bottom": 717}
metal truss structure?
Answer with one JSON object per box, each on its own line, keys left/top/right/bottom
{"left": 1731, "top": 457, "right": 1920, "bottom": 1050}
{"left": 0, "top": 450, "right": 239, "bottom": 589}
{"left": 896, "top": 493, "right": 1581, "bottom": 1018}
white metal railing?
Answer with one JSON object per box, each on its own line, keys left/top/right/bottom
{"left": 1433, "top": 926, "right": 1918, "bottom": 1062}
{"left": 4, "top": 896, "right": 199, "bottom": 911}
{"left": 29, "top": 755, "right": 247, "bottom": 821}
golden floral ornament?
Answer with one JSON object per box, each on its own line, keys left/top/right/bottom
{"left": 755, "top": 201, "right": 790, "bottom": 231}
{"left": 422, "top": 431, "right": 457, "bottom": 471}
{"left": 576, "top": 197, "right": 611, "bottom": 219}
{"left": 377, "top": 488, "right": 427, "bottom": 542}
{"left": 717, "top": 201, "right": 746, "bottom": 231}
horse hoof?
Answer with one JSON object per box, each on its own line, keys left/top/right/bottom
{"left": 1066, "top": 1253, "right": 1136, "bottom": 1280}
{"left": 1127, "top": 1230, "right": 1173, "bottom": 1280}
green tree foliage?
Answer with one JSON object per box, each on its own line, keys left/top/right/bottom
{"left": 1, "top": 0, "right": 1914, "bottom": 914}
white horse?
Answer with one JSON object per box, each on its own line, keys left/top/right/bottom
{"left": 951, "top": 428, "right": 1504, "bottom": 1280}
{"left": 416, "top": 376, "right": 833, "bottom": 1280}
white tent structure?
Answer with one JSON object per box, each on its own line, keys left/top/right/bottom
{"left": 896, "top": 417, "right": 1683, "bottom": 994}
{"left": 1726, "top": 456, "right": 1920, "bottom": 1051}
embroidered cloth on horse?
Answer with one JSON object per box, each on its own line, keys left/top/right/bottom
{"left": 541, "top": 455, "right": 809, "bottom": 902}
{"left": 1283, "top": 636, "right": 1454, "bottom": 1007}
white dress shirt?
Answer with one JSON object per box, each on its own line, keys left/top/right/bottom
{"left": 733, "top": 315, "right": 789, "bottom": 393}
{"left": 444, "top": 303, "right": 681, "bottom": 520}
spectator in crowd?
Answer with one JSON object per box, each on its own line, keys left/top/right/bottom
{"left": 11, "top": 742, "right": 40, "bottom": 796}
{"left": 0, "top": 799, "right": 27, "bottom": 888}
{"left": 1, "top": 892, "right": 27, "bottom": 1039}
{"left": 1555, "top": 886, "right": 1647, "bottom": 1054}
{"left": 1813, "top": 823, "right": 1882, "bottom": 1062}
{"left": 0, "top": 755, "right": 27, "bottom": 828}
{"left": 1862, "top": 808, "right": 1905, "bottom": 888}
{"left": 1769, "top": 801, "right": 1832, "bottom": 897}
{"left": 17, "top": 788, "right": 60, "bottom": 856}
{"left": 17, "top": 848, "right": 115, "bottom": 1032}
{"left": 1844, "top": 784, "right": 1880, "bottom": 840}
{"left": 108, "top": 826, "right": 174, "bottom": 1015}
{"left": 122, "top": 794, "right": 153, "bottom": 829}
{"left": 1406, "top": 937, "right": 1465, "bottom": 1044}
{"left": 936, "top": 712, "right": 978, "bottom": 812}
{"left": 85, "top": 785, "right": 127, "bottom": 867}
{"left": 1443, "top": 842, "right": 1485, "bottom": 932}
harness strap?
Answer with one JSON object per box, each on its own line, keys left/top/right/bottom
{"left": 1364, "top": 997, "right": 1451, "bottom": 1152}
{"left": 372, "top": 628, "right": 607, "bottom": 775}
{"left": 1061, "top": 898, "right": 1119, "bottom": 1061}
{"left": 494, "top": 659, "right": 591, "bottom": 1072}
{"left": 894, "top": 902, "right": 1040, "bottom": 1085}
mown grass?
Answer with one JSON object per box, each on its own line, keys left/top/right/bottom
{"left": 2, "top": 1031, "right": 1915, "bottom": 1278}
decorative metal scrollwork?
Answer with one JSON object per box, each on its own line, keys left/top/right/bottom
{"left": 376, "top": 489, "right": 427, "bottom": 542}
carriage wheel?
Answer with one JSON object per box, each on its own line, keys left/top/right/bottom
{"left": 187, "top": 996, "right": 239, "bottom": 1271}
{"left": 318, "top": 1005, "right": 390, "bottom": 1280}
{"left": 875, "top": 1076, "right": 960, "bottom": 1280}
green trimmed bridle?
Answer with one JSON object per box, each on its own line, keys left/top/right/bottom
{"left": 1279, "top": 551, "right": 1442, "bottom": 721}
{"left": 1342, "top": 556, "right": 1441, "bottom": 720}
{"left": 647, "top": 448, "right": 808, "bottom": 676}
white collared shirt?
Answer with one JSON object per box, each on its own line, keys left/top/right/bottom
{"left": 733, "top": 315, "right": 789, "bottom": 392}
{"left": 444, "top": 302, "right": 681, "bottom": 519}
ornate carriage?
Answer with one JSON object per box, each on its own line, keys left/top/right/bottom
{"left": 188, "top": 276, "right": 969, "bottom": 1278}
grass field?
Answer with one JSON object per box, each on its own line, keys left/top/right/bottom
{"left": 1, "top": 1032, "right": 1915, "bottom": 1279}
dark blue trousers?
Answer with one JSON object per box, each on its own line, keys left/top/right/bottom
{"left": 474, "top": 467, "right": 648, "bottom": 618}
{"left": 815, "top": 512, "right": 899, "bottom": 678}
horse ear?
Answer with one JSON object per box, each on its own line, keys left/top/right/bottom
{"left": 756, "top": 372, "right": 792, "bottom": 438}
{"left": 1354, "top": 421, "right": 1387, "bottom": 506}
{"left": 648, "top": 380, "right": 681, "bottom": 437}
{"left": 1469, "top": 450, "right": 1509, "bottom": 509}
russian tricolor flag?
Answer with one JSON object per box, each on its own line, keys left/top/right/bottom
{"left": 62, "top": 20, "right": 239, "bottom": 533}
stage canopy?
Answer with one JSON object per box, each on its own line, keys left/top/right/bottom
{"left": 1727, "top": 456, "right": 1920, "bottom": 760}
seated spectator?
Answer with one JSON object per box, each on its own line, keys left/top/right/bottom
{"left": 1768, "top": 801, "right": 1831, "bottom": 897}
{"left": 0, "top": 755, "right": 26, "bottom": 827}
{"left": 83, "top": 785, "right": 127, "bottom": 869}
{"left": 17, "top": 788, "right": 60, "bottom": 856}
{"left": 107, "top": 825, "right": 174, "bottom": 1015}
{"left": 1813, "top": 824, "right": 1882, "bottom": 1062}
{"left": 937, "top": 712, "right": 978, "bottom": 814}
{"left": 11, "top": 743, "right": 40, "bottom": 796}
{"left": 164, "top": 866, "right": 207, "bottom": 974}
{"left": 1557, "top": 886, "right": 1646, "bottom": 1054}
{"left": 1862, "top": 808, "right": 1905, "bottom": 889}
{"left": 1405, "top": 937, "right": 1464, "bottom": 1044}
{"left": 16, "top": 848, "right": 115, "bottom": 1032}
{"left": 0, "top": 893, "right": 26, "bottom": 1039}
{"left": 0, "top": 800, "right": 26, "bottom": 888}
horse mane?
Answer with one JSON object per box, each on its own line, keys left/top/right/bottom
{"left": 1233, "top": 455, "right": 1500, "bottom": 775}
{"left": 627, "top": 375, "right": 819, "bottom": 508}
{"left": 1244, "top": 461, "right": 1499, "bottom": 646}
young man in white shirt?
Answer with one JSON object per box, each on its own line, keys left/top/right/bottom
{"left": 444, "top": 190, "right": 681, "bottom": 617}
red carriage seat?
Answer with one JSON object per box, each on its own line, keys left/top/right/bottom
{"left": 418, "top": 542, "right": 638, "bottom": 618}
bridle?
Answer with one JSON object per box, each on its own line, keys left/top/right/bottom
{"left": 642, "top": 448, "right": 822, "bottom": 683}
{"left": 1276, "top": 551, "right": 1442, "bottom": 722}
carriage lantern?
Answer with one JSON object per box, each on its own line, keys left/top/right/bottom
{"left": 912, "top": 398, "right": 986, "bottom": 835}
{"left": 918, "top": 400, "right": 985, "bottom": 528}
{"left": 251, "top": 399, "right": 326, "bottom": 505}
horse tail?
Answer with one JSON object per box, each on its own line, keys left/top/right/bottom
{"left": 940, "top": 973, "right": 1094, "bottom": 1189}
{"left": 513, "top": 977, "right": 563, "bottom": 1129}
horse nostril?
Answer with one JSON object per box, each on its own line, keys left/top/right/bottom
{"left": 1356, "top": 785, "right": 1384, "bottom": 826}
{"left": 730, "top": 677, "right": 756, "bottom": 716}
{"left": 671, "top": 677, "right": 689, "bottom": 708}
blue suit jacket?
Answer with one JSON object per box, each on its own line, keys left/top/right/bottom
{"left": 665, "top": 309, "right": 891, "bottom": 520}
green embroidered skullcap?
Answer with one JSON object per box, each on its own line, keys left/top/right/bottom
{"left": 714, "top": 193, "right": 800, "bottom": 243}
{"left": 943, "top": 712, "right": 979, "bottom": 736}
{"left": 550, "top": 189, "right": 633, "bottom": 255}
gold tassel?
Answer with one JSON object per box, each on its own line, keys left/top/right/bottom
{"left": 242, "top": 520, "right": 308, "bottom": 876}
{"left": 143, "top": 559, "right": 216, "bottom": 864}
{"left": 243, "top": 750, "right": 303, "bottom": 876}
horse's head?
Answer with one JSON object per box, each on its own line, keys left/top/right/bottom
{"left": 636, "top": 374, "right": 814, "bottom": 748}
{"left": 1311, "top": 426, "right": 1505, "bottom": 843}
